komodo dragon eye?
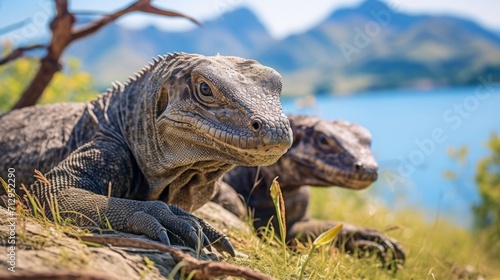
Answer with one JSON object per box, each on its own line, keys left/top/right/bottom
{"left": 318, "top": 134, "right": 329, "bottom": 145}
{"left": 316, "top": 133, "right": 342, "bottom": 153}
{"left": 199, "top": 82, "right": 212, "bottom": 96}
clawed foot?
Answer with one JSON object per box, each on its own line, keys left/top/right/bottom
{"left": 110, "top": 199, "right": 235, "bottom": 257}
{"left": 339, "top": 223, "right": 405, "bottom": 270}
{"left": 289, "top": 220, "right": 405, "bottom": 270}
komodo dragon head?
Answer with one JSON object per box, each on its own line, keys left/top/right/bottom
{"left": 269, "top": 115, "right": 378, "bottom": 190}
{"left": 155, "top": 53, "right": 292, "bottom": 165}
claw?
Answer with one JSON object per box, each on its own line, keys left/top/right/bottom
{"left": 395, "top": 248, "right": 406, "bottom": 264}
{"left": 159, "top": 230, "right": 171, "bottom": 245}
{"left": 375, "top": 237, "right": 405, "bottom": 270}
{"left": 392, "top": 241, "right": 406, "bottom": 264}
{"left": 354, "top": 239, "right": 387, "bottom": 267}
{"left": 214, "top": 236, "right": 236, "bottom": 257}
{"left": 387, "top": 240, "right": 405, "bottom": 271}
{"left": 168, "top": 204, "right": 233, "bottom": 255}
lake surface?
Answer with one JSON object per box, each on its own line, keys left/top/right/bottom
{"left": 281, "top": 86, "right": 500, "bottom": 227}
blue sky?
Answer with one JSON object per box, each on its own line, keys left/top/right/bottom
{"left": 0, "top": 0, "right": 499, "bottom": 42}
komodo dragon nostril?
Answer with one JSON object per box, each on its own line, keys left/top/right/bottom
{"left": 355, "top": 163, "right": 362, "bottom": 171}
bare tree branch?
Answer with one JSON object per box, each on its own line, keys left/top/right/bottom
{"left": 11, "top": 0, "right": 201, "bottom": 110}
{"left": 72, "top": 11, "right": 109, "bottom": 16}
{"left": 0, "top": 45, "right": 46, "bottom": 65}
{"left": 71, "top": 0, "right": 201, "bottom": 42}
{"left": 12, "top": 0, "right": 74, "bottom": 109}
{"left": 54, "top": 0, "right": 69, "bottom": 17}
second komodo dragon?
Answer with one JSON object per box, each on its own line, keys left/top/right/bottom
{"left": 0, "top": 53, "right": 293, "bottom": 256}
{"left": 214, "top": 115, "right": 405, "bottom": 266}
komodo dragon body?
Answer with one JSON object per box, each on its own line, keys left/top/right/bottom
{"left": 0, "top": 53, "right": 292, "bottom": 255}
{"left": 214, "top": 115, "right": 405, "bottom": 266}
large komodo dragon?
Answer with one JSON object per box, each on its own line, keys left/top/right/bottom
{"left": 0, "top": 53, "right": 293, "bottom": 256}
{"left": 213, "top": 115, "right": 405, "bottom": 266}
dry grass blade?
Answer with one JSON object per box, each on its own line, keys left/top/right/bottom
{"left": 33, "top": 169, "right": 50, "bottom": 185}
{"left": 0, "top": 177, "right": 8, "bottom": 194}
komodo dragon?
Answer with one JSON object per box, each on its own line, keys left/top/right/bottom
{"left": 213, "top": 115, "right": 405, "bottom": 266}
{"left": 0, "top": 53, "right": 292, "bottom": 256}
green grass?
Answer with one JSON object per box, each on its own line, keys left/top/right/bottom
{"left": 1, "top": 177, "right": 93, "bottom": 246}
{"left": 226, "top": 187, "right": 500, "bottom": 279}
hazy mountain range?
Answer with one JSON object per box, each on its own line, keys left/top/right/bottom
{"left": 67, "top": 0, "right": 500, "bottom": 96}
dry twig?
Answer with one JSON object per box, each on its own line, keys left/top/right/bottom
{"left": 79, "top": 235, "right": 274, "bottom": 280}
{"left": 0, "top": 45, "right": 46, "bottom": 65}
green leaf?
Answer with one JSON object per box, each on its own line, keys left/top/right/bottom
{"left": 313, "top": 223, "right": 343, "bottom": 246}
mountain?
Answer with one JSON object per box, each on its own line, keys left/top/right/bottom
{"left": 67, "top": 8, "right": 274, "bottom": 87}
{"left": 257, "top": 0, "right": 500, "bottom": 94}
{"left": 66, "top": 1, "right": 500, "bottom": 95}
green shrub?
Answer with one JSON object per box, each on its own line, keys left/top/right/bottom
{"left": 0, "top": 49, "right": 99, "bottom": 112}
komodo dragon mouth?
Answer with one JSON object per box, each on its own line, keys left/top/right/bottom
{"left": 288, "top": 153, "right": 378, "bottom": 190}
{"left": 162, "top": 113, "right": 290, "bottom": 166}
{"left": 165, "top": 114, "right": 288, "bottom": 153}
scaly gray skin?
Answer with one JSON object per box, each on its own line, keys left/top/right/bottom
{"left": 0, "top": 53, "right": 292, "bottom": 256}
{"left": 213, "top": 115, "right": 405, "bottom": 268}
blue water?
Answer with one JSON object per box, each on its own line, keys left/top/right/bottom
{"left": 281, "top": 86, "right": 500, "bottom": 227}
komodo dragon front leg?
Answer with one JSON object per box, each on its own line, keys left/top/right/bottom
{"left": 33, "top": 140, "right": 231, "bottom": 253}
{"left": 215, "top": 115, "right": 405, "bottom": 267}
{"left": 285, "top": 187, "right": 405, "bottom": 269}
